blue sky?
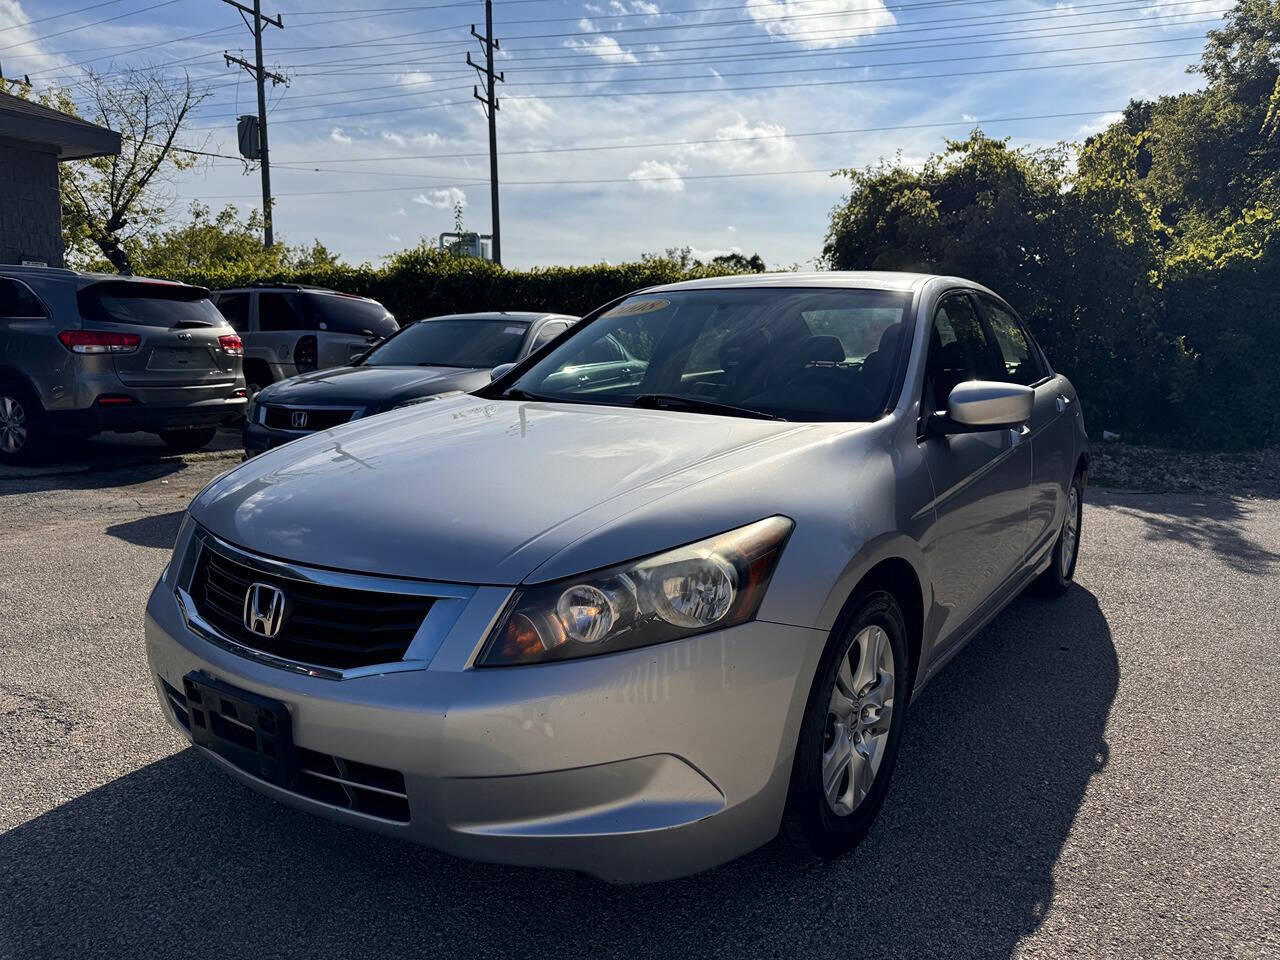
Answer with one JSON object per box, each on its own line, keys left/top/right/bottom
{"left": 2, "top": 0, "right": 1217, "bottom": 268}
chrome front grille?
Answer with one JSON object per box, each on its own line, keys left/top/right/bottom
{"left": 262, "top": 405, "right": 357, "bottom": 432}
{"left": 189, "top": 541, "right": 434, "bottom": 671}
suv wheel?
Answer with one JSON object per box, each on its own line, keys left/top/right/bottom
{"left": 0, "top": 383, "right": 43, "bottom": 466}
{"left": 157, "top": 426, "right": 218, "bottom": 451}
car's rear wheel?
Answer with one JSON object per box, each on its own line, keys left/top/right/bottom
{"left": 784, "top": 589, "right": 909, "bottom": 858}
{"left": 0, "top": 383, "right": 44, "bottom": 466}
{"left": 157, "top": 426, "right": 218, "bottom": 451}
{"left": 1034, "top": 471, "right": 1084, "bottom": 595}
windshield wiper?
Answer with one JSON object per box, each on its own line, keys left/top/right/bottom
{"left": 630, "top": 394, "right": 785, "bottom": 421}
{"left": 500, "top": 387, "right": 555, "bottom": 401}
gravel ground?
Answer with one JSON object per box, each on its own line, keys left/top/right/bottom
{"left": 1, "top": 454, "right": 1277, "bottom": 960}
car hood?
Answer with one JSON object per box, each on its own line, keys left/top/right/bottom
{"left": 261, "top": 364, "right": 487, "bottom": 407}
{"left": 192, "top": 396, "right": 821, "bottom": 585}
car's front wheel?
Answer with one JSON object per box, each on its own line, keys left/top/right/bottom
{"left": 157, "top": 426, "right": 218, "bottom": 451}
{"left": 784, "top": 589, "right": 910, "bottom": 858}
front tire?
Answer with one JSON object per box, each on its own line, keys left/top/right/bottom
{"left": 1034, "top": 471, "right": 1084, "bottom": 595}
{"left": 784, "top": 589, "right": 910, "bottom": 859}
{"left": 157, "top": 426, "right": 218, "bottom": 451}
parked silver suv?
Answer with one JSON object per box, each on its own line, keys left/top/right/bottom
{"left": 0, "top": 266, "right": 247, "bottom": 464}
{"left": 210, "top": 284, "right": 398, "bottom": 396}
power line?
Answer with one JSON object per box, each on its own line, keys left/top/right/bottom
{"left": 192, "top": 20, "right": 1217, "bottom": 120}
{"left": 251, "top": 108, "right": 1129, "bottom": 168}
{"left": 0, "top": 0, "right": 131, "bottom": 35}
{"left": 0, "top": 0, "right": 184, "bottom": 53}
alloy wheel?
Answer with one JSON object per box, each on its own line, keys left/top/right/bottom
{"left": 822, "top": 624, "right": 895, "bottom": 816}
{"left": 1061, "top": 485, "right": 1080, "bottom": 578}
{"left": 0, "top": 395, "right": 27, "bottom": 454}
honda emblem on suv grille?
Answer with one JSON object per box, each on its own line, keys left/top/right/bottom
{"left": 243, "top": 582, "right": 286, "bottom": 638}
{"left": 290, "top": 411, "right": 309, "bottom": 429}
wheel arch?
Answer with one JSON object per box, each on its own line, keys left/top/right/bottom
{"left": 0, "top": 366, "right": 43, "bottom": 409}
{"left": 825, "top": 552, "right": 926, "bottom": 704}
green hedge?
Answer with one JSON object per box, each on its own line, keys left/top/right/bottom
{"left": 170, "top": 247, "right": 750, "bottom": 323}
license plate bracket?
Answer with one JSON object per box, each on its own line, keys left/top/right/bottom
{"left": 182, "top": 671, "right": 296, "bottom": 787}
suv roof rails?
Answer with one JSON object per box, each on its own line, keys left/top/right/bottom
{"left": 241, "top": 281, "right": 334, "bottom": 291}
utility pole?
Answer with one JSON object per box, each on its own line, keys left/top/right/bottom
{"left": 467, "top": 0, "right": 503, "bottom": 265}
{"left": 223, "top": 0, "right": 285, "bottom": 247}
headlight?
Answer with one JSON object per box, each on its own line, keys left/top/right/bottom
{"left": 477, "top": 516, "right": 793, "bottom": 667}
{"left": 163, "top": 512, "right": 196, "bottom": 588}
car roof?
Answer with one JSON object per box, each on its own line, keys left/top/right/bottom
{"left": 0, "top": 264, "right": 206, "bottom": 291}
{"left": 640, "top": 270, "right": 952, "bottom": 294}
{"left": 213, "top": 283, "right": 379, "bottom": 301}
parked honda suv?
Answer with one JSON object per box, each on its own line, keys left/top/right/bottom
{"left": 0, "top": 266, "right": 247, "bottom": 464}
{"left": 210, "top": 284, "right": 398, "bottom": 396}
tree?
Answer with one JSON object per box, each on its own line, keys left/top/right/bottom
{"left": 51, "top": 67, "right": 211, "bottom": 274}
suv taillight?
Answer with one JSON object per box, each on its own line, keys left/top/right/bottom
{"left": 218, "top": 334, "right": 244, "bottom": 356}
{"left": 294, "top": 334, "right": 317, "bottom": 373}
{"left": 58, "top": 330, "right": 141, "bottom": 354}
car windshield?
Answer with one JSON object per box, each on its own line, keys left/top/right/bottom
{"left": 503, "top": 288, "right": 913, "bottom": 421}
{"left": 77, "top": 282, "right": 224, "bottom": 327}
{"left": 362, "top": 317, "right": 530, "bottom": 368}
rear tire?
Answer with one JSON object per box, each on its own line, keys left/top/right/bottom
{"left": 783, "top": 589, "right": 910, "bottom": 859}
{"left": 0, "top": 381, "right": 45, "bottom": 466}
{"left": 157, "top": 426, "right": 218, "bottom": 451}
{"left": 1034, "top": 471, "right": 1084, "bottom": 595}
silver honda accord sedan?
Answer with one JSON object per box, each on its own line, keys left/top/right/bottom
{"left": 145, "top": 272, "right": 1089, "bottom": 882}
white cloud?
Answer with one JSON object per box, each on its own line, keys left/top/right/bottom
{"left": 1077, "top": 112, "right": 1124, "bottom": 136}
{"left": 746, "top": 0, "right": 895, "bottom": 48}
{"left": 631, "top": 0, "right": 660, "bottom": 13}
{"left": 564, "top": 34, "right": 637, "bottom": 63}
{"left": 609, "top": 0, "right": 627, "bottom": 13}
{"left": 394, "top": 207, "right": 407, "bottom": 217}
{"left": 962, "top": 113, "right": 978, "bottom": 122}
{"left": 502, "top": 96, "right": 556, "bottom": 130}
{"left": 584, "top": 3, "right": 603, "bottom": 11}
{"left": 727, "top": 225, "right": 737, "bottom": 232}
{"left": 679, "top": 115, "right": 797, "bottom": 169}
{"left": 628, "top": 159, "right": 686, "bottom": 192}
{"left": 381, "top": 131, "right": 407, "bottom": 146}
{"left": 688, "top": 245, "right": 743, "bottom": 261}
{"left": 388, "top": 233, "right": 402, "bottom": 243}
{"left": 398, "top": 71, "right": 434, "bottom": 85}
{"left": 329, "top": 127, "right": 352, "bottom": 144}
{"left": 413, "top": 187, "right": 467, "bottom": 208}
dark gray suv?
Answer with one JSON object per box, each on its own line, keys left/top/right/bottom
{"left": 0, "top": 266, "right": 247, "bottom": 464}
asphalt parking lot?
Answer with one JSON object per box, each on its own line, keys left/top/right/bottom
{"left": 1, "top": 441, "right": 1277, "bottom": 960}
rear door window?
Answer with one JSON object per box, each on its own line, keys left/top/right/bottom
{"left": 258, "top": 292, "right": 311, "bottom": 332}
{"left": 302, "top": 292, "right": 396, "bottom": 337}
{"left": 0, "top": 278, "right": 46, "bottom": 317}
{"left": 215, "top": 292, "right": 251, "bottom": 332}
{"left": 77, "top": 282, "right": 224, "bottom": 327}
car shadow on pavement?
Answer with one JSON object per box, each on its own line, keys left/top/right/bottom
{"left": 0, "top": 587, "right": 1116, "bottom": 960}
{"left": 105, "top": 510, "right": 187, "bottom": 549}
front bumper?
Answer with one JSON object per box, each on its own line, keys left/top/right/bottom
{"left": 145, "top": 577, "right": 826, "bottom": 882}
{"left": 242, "top": 419, "right": 312, "bottom": 456}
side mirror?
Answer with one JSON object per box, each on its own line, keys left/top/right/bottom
{"left": 929, "top": 380, "right": 1034, "bottom": 436}
{"left": 490, "top": 362, "right": 516, "bottom": 382}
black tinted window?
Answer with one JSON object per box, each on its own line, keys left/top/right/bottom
{"left": 77, "top": 282, "right": 224, "bottom": 327}
{"left": 923, "top": 294, "right": 1003, "bottom": 413}
{"left": 0, "top": 278, "right": 45, "bottom": 317}
{"left": 258, "top": 292, "right": 311, "bottom": 332}
{"left": 364, "top": 318, "right": 530, "bottom": 368}
{"left": 303, "top": 292, "right": 397, "bottom": 338}
{"left": 980, "top": 297, "right": 1046, "bottom": 385}
{"left": 530, "top": 321, "right": 568, "bottom": 351}
{"left": 215, "top": 292, "right": 250, "bottom": 332}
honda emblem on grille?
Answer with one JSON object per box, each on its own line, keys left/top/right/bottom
{"left": 290, "top": 410, "right": 309, "bottom": 429}
{"left": 243, "top": 582, "right": 286, "bottom": 638}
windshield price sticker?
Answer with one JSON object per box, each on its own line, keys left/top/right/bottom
{"left": 602, "top": 299, "right": 670, "bottom": 319}
{"left": 503, "top": 326, "right": 524, "bottom": 334}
